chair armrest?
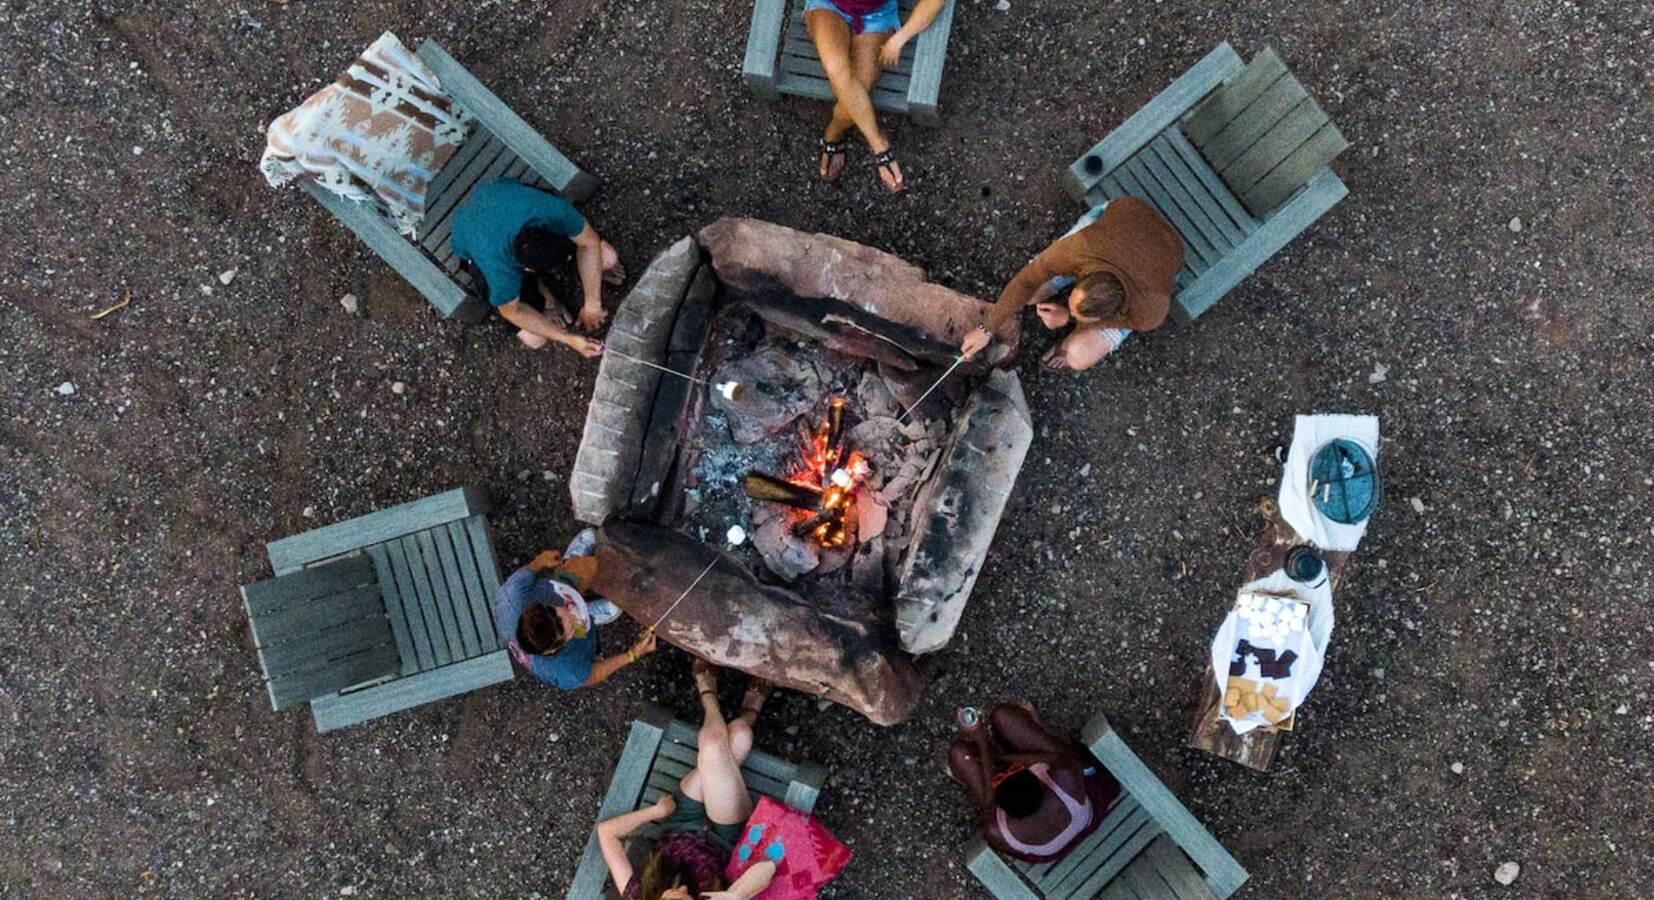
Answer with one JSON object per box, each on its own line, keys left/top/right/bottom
{"left": 743, "top": 0, "right": 788, "bottom": 98}
{"left": 267, "top": 486, "right": 489, "bottom": 574}
{"left": 906, "top": 0, "right": 956, "bottom": 125}
{"left": 416, "top": 40, "right": 600, "bottom": 201}
{"left": 1065, "top": 43, "right": 1243, "bottom": 202}
{"left": 1086, "top": 713, "right": 1249, "bottom": 899}
{"left": 300, "top": 180, "right": 478, "bottom": 320}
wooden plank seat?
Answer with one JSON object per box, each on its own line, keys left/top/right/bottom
{"left": 241, "top": 486, "right": 513, "bottom": 733}
{"left": 301, "top": 40, "right": 599, "bottom": 323}
{"left": 1064, "top": 44, "right": 1349, "bottom": 322}
{"left": 566, "top": 705, "right": 829, "bottom": 899}
{"left": 743, "top": 0, "right": 957, "bottom": 125}
{"left": 965, "top": 711, "right": 1246, "bottom": 900}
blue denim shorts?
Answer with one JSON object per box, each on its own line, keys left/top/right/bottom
{"left": 805, "top": 0, "right": 901, "bottom": 34}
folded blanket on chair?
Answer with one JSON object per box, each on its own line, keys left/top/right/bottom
{"left": 260, "top": 32, "right": 473, "bottom": 236}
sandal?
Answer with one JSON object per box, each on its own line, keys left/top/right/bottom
{"left": 739, "top": 677, "right": 774, "bottom": 719}
{"left": 819, "top": 137, "right": 849, "bottom": 182}
{"left": 872, "top": 148, "right": 905, "bottom": 193}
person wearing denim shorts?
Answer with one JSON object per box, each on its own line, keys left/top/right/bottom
{"left": 802, "top": 0, "right": 947, "bottom": 193}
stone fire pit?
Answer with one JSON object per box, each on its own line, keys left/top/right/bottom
{"left": 569, "top": 219, "right": 1032, "bottom": 724}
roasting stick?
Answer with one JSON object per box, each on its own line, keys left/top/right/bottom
{"left": 646, "top": 558, "right": 720, "bottom": 635}
{"left": 605, "top": 348, "right": 707, "bottom": 384}
{"left": 898, "top": 355, "right": 966, "bottom": 422}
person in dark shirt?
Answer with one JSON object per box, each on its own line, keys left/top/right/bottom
{"left": 948, "top": 704, "right": 1122, "bottom": 864}
{"left": 448, "top": 179, "right": 625, "bottom": 356}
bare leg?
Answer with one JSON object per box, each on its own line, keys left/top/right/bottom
{"left": 517, "top": 330, "right": 549, "bottom": 350}
{"left": 678, "top": 661, "right": 755, "bottom": 825}
{"left": 819, "top": 30, "right": 888, "bottom": 182}
{"left": 1058, "top": 328, "right": 1115, "bottom": 371}
{"left": 807, "top": 11, "right": 901, "bottom": 191}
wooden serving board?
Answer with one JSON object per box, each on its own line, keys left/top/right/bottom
{"left": 1186, "top": 500, "right": 1353, "bottom": 771}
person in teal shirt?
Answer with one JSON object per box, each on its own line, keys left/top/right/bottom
{"left": 448, "top": 179, "right": 625, "bottom": 357}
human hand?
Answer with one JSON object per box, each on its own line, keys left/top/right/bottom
{"left": 570, "top": 336, "right": 604, "bottom": 359}
{"left": 651, "top": 792, "right": 677, "bottom": 819}
{"left": 700, "top": 892, "right": 744, "bottom": 900}
{"left": 1035, "top": 301, "right": 1071, "bottom": 330}
{"left": 577, "top": 303, "right": 609, "bottom": 332}
{"left": 960, "top": 326, "right": 992, "bottom": 360}
{"left": 631, "top": 630, "right": 658, "bottom": 658}
{"left": 879, "top": 33, "right": 910, "bottom": 68}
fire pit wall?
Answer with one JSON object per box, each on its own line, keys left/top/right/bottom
{"left": 571, "top": 219, "right": 1031, "bottom": 724}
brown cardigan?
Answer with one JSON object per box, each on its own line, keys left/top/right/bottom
{"left": 983, "top": 197, "right": 1184, "bottom": 333}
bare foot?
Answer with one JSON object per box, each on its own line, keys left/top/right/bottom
{"left": 872, "top": 147, "right": 905, "bottom": 193}
{"left": 600, "top": 242, "right": 626, "bottom": 285}
{"left": 819, "top": 137, "right": 849, "bottom": 182}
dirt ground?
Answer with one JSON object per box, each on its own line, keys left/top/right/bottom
{"left": 2, "top": 0, "right": 1652, "bottom": 897}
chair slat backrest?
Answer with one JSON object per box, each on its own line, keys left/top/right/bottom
{"left": 1182, "top": 48, "right": 1348, "bottom": 218}
{"left": 241, "top": 554, "right": 400, "bottom": 710}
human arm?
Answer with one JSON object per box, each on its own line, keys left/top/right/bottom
{"left": 570, "top": 223, "right": 609, "bottom": 331}
{"left": 881, "top": 0, "right": 947, "bottom": 66}
{"left": 597, "top": 793, "right": 677, "bottom": 892}
{"left": 579, "top": 629, "right": 658, "bottom": 688}
{"left": 497, "top": 299, "right": 603, "bottom": 357}
{"left": 960, "top": 246, "right": 1068, "bottom": 358}
{"left": 701, "top": 861, "right": 777, "bottom": 899}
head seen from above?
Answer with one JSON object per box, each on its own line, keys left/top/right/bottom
{"left": 512, "top": 225, "right": 571, "bottom": 274}
{"left": 1068, "top": 271, "right": 1125, "bottom": 324}
{"left": 995, "top": 767, "right": 1047, "bottom": 821}
{"left": 638, "top": 848, "right": 718, "bottom": 900}
{"left": 517, "top": 602, "right": 572, "bottom": 656}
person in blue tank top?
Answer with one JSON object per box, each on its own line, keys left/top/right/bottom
{"left": 448, "top": 179, "right": 625, "bottom": 357}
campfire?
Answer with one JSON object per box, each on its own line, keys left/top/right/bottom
{"left": 742, "top": 396, "right": 871, "bottom": 550}
{"left": 570, "top": 219, "right": 1033, "bottom": 724}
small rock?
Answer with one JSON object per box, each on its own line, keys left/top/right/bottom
{"left": 1507, "top": 216, "right": 1523, "bottom": 234}
{"left": 548, "top": 731, "right": 560, "bottom": 743}
{"left": 727, "top": 525, "right": 747, "bottom": 546}
{"left": 339, "top": 293, "right": 359, "bottom": 315}
{"left": 1615, "top": 704, "right": 1629, "bottom": 715}
{"left": 218, "top": 268, "right": 237, "bottom": 285}
{"left": 132, "top": 145, "right": 144, "bottom": 156}
{"left": 1368, "top": 362, "right": 1389, "bottom": 384}
{"left": 1493, "top": 861, "right": 1520, "bottom": 885}
{"left": 302, "top": 506, "right": 316, "bottom": 518}
{"left": 1410, "top": 496, "right": 1426, "bottom": 514}
{"left": 1079, "top": 463, "right": 1092, "bottom": 478}
{"left": 341, "top": 887, "right": 356, "bottom": 897}
{"left": 542, "top": 470, "right": 557, "bottom": 482}
{"left": 391, "top": 381, "right": 407, "bottom": 395}
{"left": 1450, "top": 761, "right": 1464, "bottom": 775}
{"left": 993, "top": 0, "right": 1009, "bottom": 9}
{"left": 55, "top": 381, "right": 76, "bottom": 396}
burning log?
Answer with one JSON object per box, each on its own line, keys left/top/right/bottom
{"left": 743, "top": 473, "right": 824, "bottom": 509}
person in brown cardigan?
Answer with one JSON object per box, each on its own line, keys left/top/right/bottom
{"left": 960, "top": 197, "right": 1184, "bottom": 370}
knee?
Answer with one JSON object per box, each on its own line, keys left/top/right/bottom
{"left": 728, "top": 719, "right": 753, "bottom": 746}
{"left": 819, "top": 56, "right": 859, "bottom": 91}
{"left": 698, "top": 720, "right": 733, "bottom": 756}
{"left": 989, "top": 703, "right": 1036, "bottom": 734}
{"left": 947, "top": 740, "right": 977, "bottom": 777}
{"left": 1066, "top": 342, "right": 1103, "bottom": 371}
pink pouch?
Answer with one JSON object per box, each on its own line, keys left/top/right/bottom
{"left": 723, "top": 796, "right": 852, "bottom": 899}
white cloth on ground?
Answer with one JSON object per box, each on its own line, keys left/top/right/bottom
{"left": 260, "top": 32, "right": 473, "bottom": 236}
{"left": 1278, "top": 414, "right": 1380, "bottom": 551}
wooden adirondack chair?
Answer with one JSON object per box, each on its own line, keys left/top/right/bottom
{"left": 965, "top": 711, "right": 1247, "bottom": 900}
{"left": 567, "top": 705, "right": 829, "bottom": 899}
{"left": 240, "top": 486, "right": 513, "bottom": 733}
{"left": 743, "top": 0, "right": 957, "bottom": 125}
{"left": 1064, "top": 43, "right": 1349, "bottom": 323}
{"left": 302, "top": 40, "right": 600, "bottom": 323}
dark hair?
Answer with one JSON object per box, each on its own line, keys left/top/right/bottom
{"left": 517, "top": 603, "right": 567, "bottom": 656}
{"left": 637, "top": 847, "right": 725, "bottom": 899}
{"left": 513, "top": 226, "right": 574, "bottom": 273}
{"left": 1071, "top": 272, "right": 1125, "bottom": 321}
{"left": 995, "top": 768, "right": 1046, "bottom": 820}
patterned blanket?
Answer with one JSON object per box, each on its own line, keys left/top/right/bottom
{"left": 261, "top": 33, "right": 473, "bottom": 236}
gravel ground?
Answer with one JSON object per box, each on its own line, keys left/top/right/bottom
{"left": 2, "top": 1, "right": 1652, "bottom": 897}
